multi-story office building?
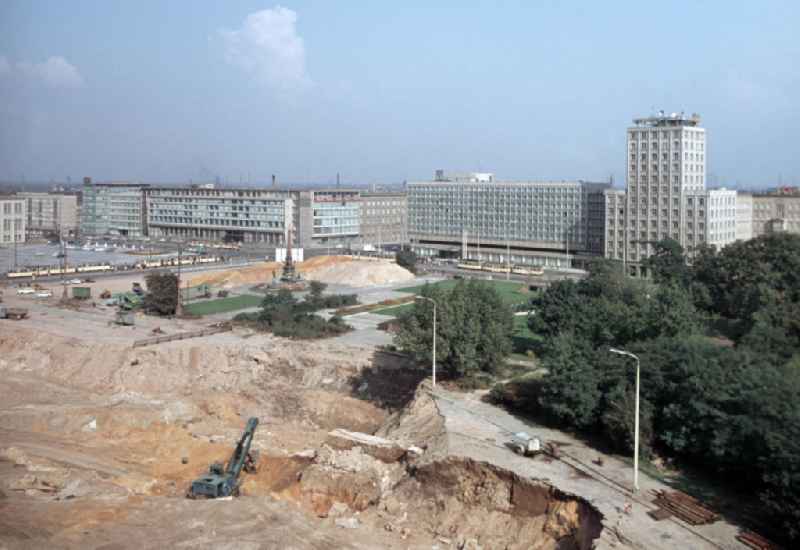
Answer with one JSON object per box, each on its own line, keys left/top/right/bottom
{"left": 360, "top": 191, "right": 408, "bottom": 247}
{"left": 752, "top": 189, "right": 800, "bottom": 237}
{"left": 602, "top": 189, "right": 627, "bottom": 261}
{"left": 299, "top": 189, "right": 362, "bottom": 249}
{"left": 80, "top": 182, "right": 149, "bottom": 238}
{"left": 17, "top": 192, "right": 79, "bottom": 237}
{"left": 682, "top": 188, "right": 737, "bottom": 251}
{"left": 146, "top": 187, "right": 294, "bottom": 244}
{"left": 146, "top": 186, "right": 364, "bottom": 249}
{"left": 625, "top": 112, "right": 706, "bottom": 268}
{"left": 0, "top": 197, "right": 27, "bottom": 244}
{"left": 736, "top": 192, "right": 753, "bottom": 241}
{"left": 704, "top": 188, "right": 737, "bottom": 249}
{"left": 408, "top": 171, "right": 611, "bottom": 268}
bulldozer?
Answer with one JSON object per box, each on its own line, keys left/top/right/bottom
{"left": 187, "top": 417, "right": 259, "bottom": 499}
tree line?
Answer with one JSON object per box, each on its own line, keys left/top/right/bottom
{"left": 493, "top": 234, "right": 800, "bottom": 542}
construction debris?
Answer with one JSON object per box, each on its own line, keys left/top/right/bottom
{"left": 325, "top": 429, "right": 407, "bottom": 463}
{"left": 651, "top": 489, "right": 719, "bottom": 525}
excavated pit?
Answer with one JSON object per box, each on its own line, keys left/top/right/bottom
{"left": 238, "top": 452, "right": 603, "bottom": 550}
{"left": 0, "top": 325, "right": 604, "bottom": 549}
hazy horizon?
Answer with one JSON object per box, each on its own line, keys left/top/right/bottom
{"left": 1, "top": 1, "right": 798, "bottom": 188}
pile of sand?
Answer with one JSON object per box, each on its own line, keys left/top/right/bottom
{"left": 305, "top": 260, "right": 414, "bottom": 287}
{"left": 189, "top": 256, "right": 413, "bottom": 289}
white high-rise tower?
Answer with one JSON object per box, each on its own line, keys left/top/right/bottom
{"left": 625, "top": 112, "right": 706, "bottom": 269}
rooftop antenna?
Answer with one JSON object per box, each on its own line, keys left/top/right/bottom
{"left": 336, "top": 172, "right": 340, "bottom": 188}
{"left": 272, "top": 174, "right": 277, "bottom": 188}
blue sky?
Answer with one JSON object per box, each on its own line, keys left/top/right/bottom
{"left": 0, "top": 1, "right": 798, "bottom": 188}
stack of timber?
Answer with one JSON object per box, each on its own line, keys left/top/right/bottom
{"left": 650, "top": 489, "right": 719, "bottom": 525}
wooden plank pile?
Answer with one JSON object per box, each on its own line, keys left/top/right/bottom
{"left": 650, "top": 490, "right": 719, "bottom": 525}
{"left": 736, "top": 530, "right": 781, "bottom": 550}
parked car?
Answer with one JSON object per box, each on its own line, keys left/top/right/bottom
{"left": 17, "top": 288, "right": 36, "bottom": 295}
{"left": 35, "top": 291, "right": 53, "bottom": 298}
{"left": 68, "top": 278, "right": 83, "bottom": 284}
{"left": 509, "top": 432, "right": 542, "bottom": 457}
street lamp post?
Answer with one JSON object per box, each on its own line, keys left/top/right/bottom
{"left": 609, "top": 347, "right": 640, "bottom": 492}
{"left": 415, "top": 296, "right": 437, "bottom": 387}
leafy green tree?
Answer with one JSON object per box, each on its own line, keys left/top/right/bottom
{"left": 528, "top": 280, "right": 583, "bottom": 339}
{"left": 308, "top": 280, "right": 327, "bottom": 300}
{"left": 643, "top": 283, "right": 701, "bottom": 339}
{"left": 692, "top": 233, "right": 800, "bottom": 326}
{"left": 395, "top": 249, "right": 418, "bottom": 274}
{"left": 395, "top": 280, "right": 513, "bottom": 378}
{"left": 644, "top": 239, "right": 689, "bottom": 286}
{"left": 537, "top": 334, "right": 600, "bottom": 428}
{"left": 142, "top": 272, "right": 178, "bottom": 316}
{"left": 258, "top": 288, "right": 297, "bottom": 325}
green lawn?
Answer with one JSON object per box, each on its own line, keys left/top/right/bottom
{"left": 511, "top": 315, "right": 541, "bottom": 360}
{"left": 183, "top": 294, "right": 263, "bottom": 316}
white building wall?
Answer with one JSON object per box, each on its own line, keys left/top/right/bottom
{"left": 705, "top": 189, "right": 738, "bottom": 250}
{"left": 625, "top": 114, "right": 707, "bottom": 267}
{"left": 0, "top": 198, "right": 27, "bottom": 244}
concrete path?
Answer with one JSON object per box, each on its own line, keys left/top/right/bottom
{"left": 431, "top": 388, "right": 749, "bottom": 550}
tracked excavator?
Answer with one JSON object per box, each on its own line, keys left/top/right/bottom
{"left": 187, "top": 417, "right": 259, "bottom": 499}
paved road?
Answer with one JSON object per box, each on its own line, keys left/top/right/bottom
{"left": 431, "top": 388, "right": 749, "bottom": 550}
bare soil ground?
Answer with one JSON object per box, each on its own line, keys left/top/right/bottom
{"left": 1, "top": 268, "right": 747, "bottom": 550}
{"left": 0, "top": 298, "right": 601, "bottom": 550}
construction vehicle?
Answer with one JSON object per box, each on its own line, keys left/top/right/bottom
{"left": 187, "top": 417, "right": 259, "bottom": 499}
{"left": 0, "top": 306, "right": 29, "bottom": 320}
{"left": 509, "top": 431, "right": 542, "bottom": 457}
{"left": 132, "top": 282, "right": 144, "bottom": 296}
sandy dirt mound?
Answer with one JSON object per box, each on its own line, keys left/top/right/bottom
{"left": 304, "top": 260, "right": 414, "bottom": 287}
{"left": 188, "top": 256, "right": 413, "bottom": 288}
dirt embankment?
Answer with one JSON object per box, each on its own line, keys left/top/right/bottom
{"left": 233, "top": 387, "right": 604, "bottom": 550}
{"left": 0, "top": 327, "right": 603, "bottom": 549}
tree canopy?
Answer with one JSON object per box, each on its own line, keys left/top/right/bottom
{"left": 504, "top": 234, "right": 800, "bottom": 543}
{"left": 142, "top": 272, "right": 178, "bottom": 316}
{"left": 395, "top": 280, "right": 513, "bottom": 379}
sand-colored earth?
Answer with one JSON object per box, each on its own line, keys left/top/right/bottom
{"left": 189, "top": 255, "right": 414, "bottom": 289}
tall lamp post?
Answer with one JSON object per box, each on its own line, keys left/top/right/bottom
{"left": 415, "top": 295, "right": 437, "bottom": 387}
{"left": 609, "top": 347, "right": 641, "bottom": 492}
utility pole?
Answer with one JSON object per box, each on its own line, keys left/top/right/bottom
{"left": 609, "top": 347, "right": 641, "bottom": 492}
{"left": 415, "top": 296, "right": 437, "bottom": 387}
{"left": 60, "top": 224, "right": 68, "bottom": 300}
{"left": 506, "top": 225, "right": 510, "bottom": 281}
{"left": 175, "top": 243, "right": 183, "bottom": 317}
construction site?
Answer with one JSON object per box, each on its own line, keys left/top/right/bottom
{"left": 0, "top": 256, "right": 761, "bottom": 550}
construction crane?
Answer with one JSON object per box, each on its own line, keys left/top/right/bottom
{"left": 187, "top": 417, "right": 259, "bottom": 499}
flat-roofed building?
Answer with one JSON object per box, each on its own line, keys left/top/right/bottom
{"left": 80, "top": 182, "right": 149, "bottom": 238}
{"left": 736, "top": 192, "right": 753, "bottom": 241}
{"left": 16, "top": 192, "right": 79, "bottom": 237}
{"left": 146, "top": 187, "right": 294, "bottom": 244}
{"left": 298, "top": 189, "right": 362, "bottom": 249}
{"left": 0, "top": 197, "right": 26, "bottom": 245}
{"left": 145, "top": 187, "right": 364, "bottom": 249}
{"left": 408, "top": 171, "right": 611, "bottom": 268}
{"left": 752, "top": 190, "right": 800, "bottom": 237}
{"left": 624, "top": 112, "right": 706, "bottom": 270}
{"left": 360, "top": 191, "right": 407, "bottom": 248}
{"left": 602, "top": 188, "right": 627, "bottom": 261}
